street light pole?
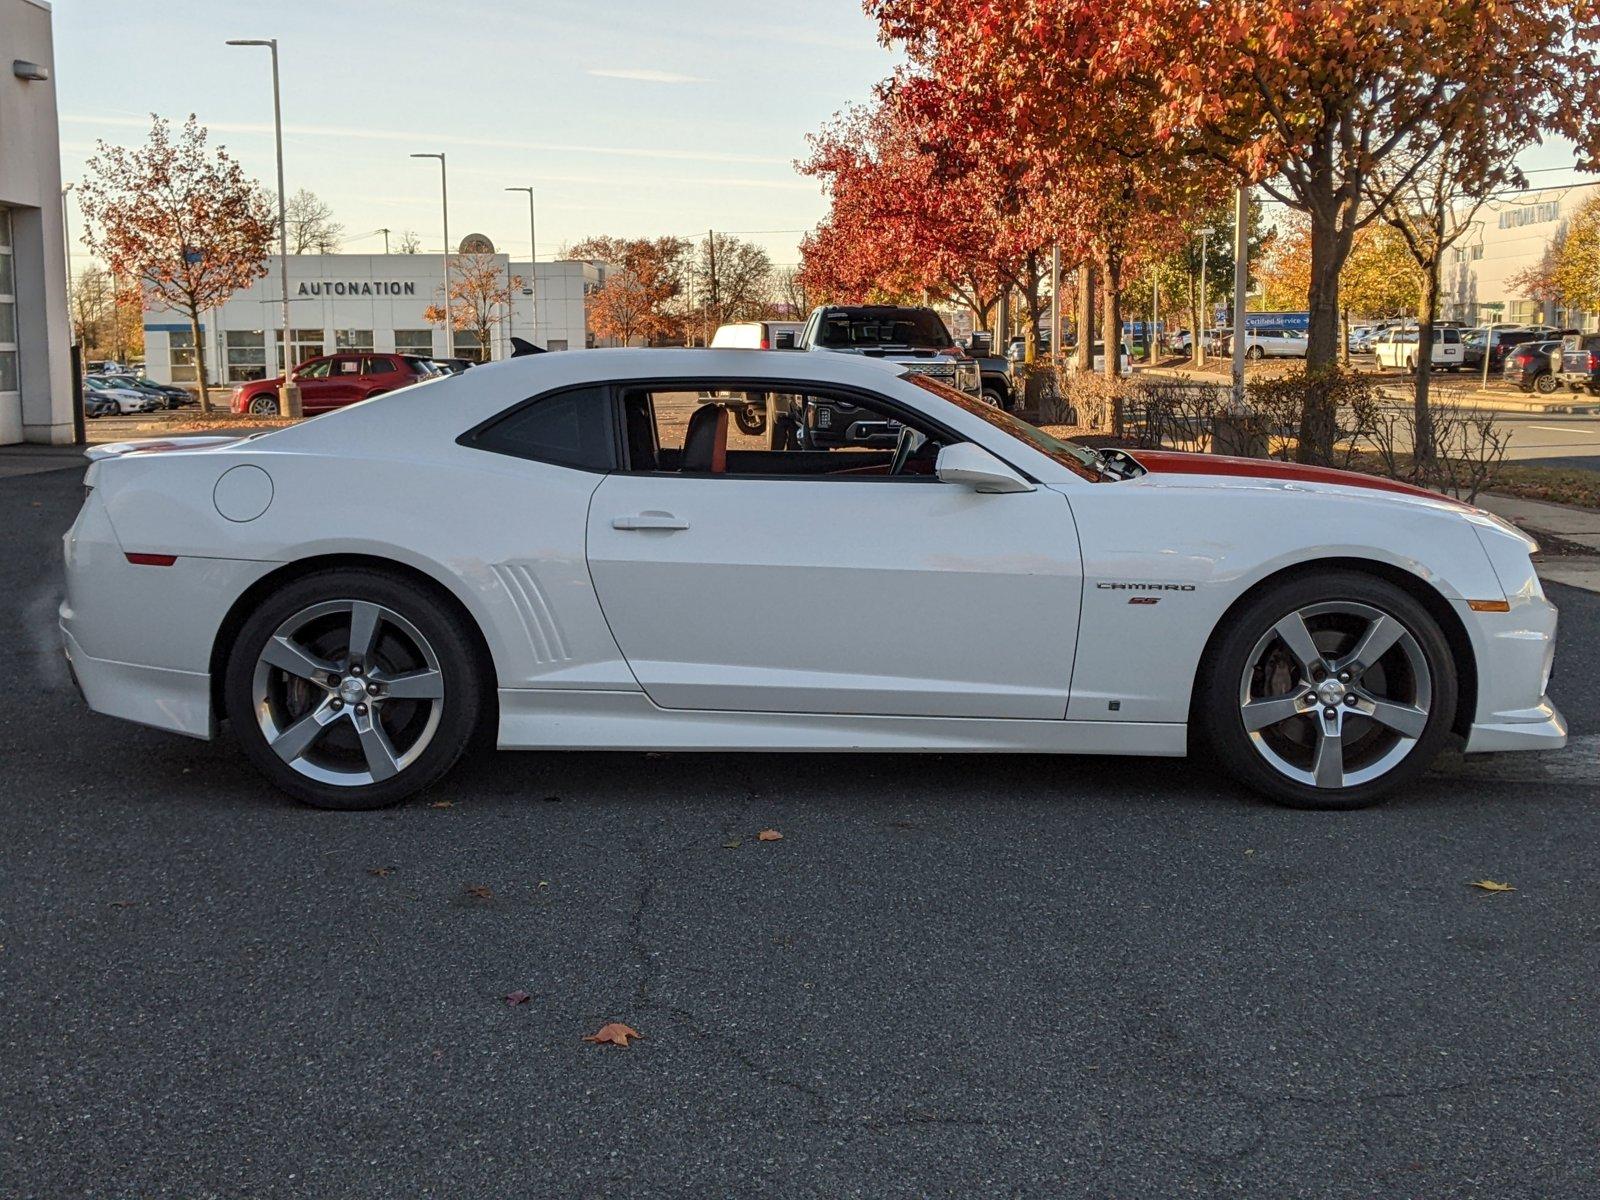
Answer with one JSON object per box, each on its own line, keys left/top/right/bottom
{"left": 1196, "top": 226, "right": 1216, "bottom": 366}
{"left": 505, "top": 186, "right": 538, "bottom": 346}
{"left": 413, "top": 154, "right": 451, "bottom": 360}
{"left": 60, "top": 184, "right": 75, "bottom": 332}
{"left": 226, "top": 38, "right": 300, "bottom": 417}
{"left": 1230, "top": 186, "right": 1250, "bottom": 412}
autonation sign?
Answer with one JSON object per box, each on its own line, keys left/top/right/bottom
{"left": 296, "top": 280, "right": 418, "bottom": 297}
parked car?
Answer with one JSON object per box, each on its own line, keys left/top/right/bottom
{"left": 709, "top": 320, "right": 804, "bottom": 352}
{"left": 230, "top": 353, "right": 439, "bottom": 415}
{"left": 1171, "top": 329, "right": 1226, "bottom": 354}
{"left": 66, "top": 347, "right": 1563, "bottom": 813}
{"left": 86, "top": 360, "right": 138, "bottom": 377}
{"left": 1241, "top": 328, "right": 1310, "bottom": 359}
{"left": 429, "top": 359, "right": 475, "bottom": 376}
{"left": 83, "top": 393, "right": 120, "bottom": 419}
{"left": 1373, "top": 327, "right": 1464, "bottom": 371}
{"left": 795, "top": 305, "right": 982, "bottom": 446}
{"left": 84, "top": 375, "right": 159, "bottom": 414}
{"left": 122, "top": 377, "right": 194, "bottom": 409}
{"left": 1065, "top": 342, "right": 1133, "bottom": 375}
{"left": 797, "top": 305, "right": 981, "bottom": 399}
{"left": 1553, "top": 332, "right": 1600, "bottom": 395}
{"left": 1501, "top": 340, "right": 1564, "bottom": 394}
{"left": 964, "top": 332, "right": 1017, "bottom": 411}
{"left": 1462, "top": 327, "right": 1545, "bottom": 373}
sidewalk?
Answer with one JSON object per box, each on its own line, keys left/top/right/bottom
{"left": 1476, "top": 491, "right": 1600, "bottom": 592}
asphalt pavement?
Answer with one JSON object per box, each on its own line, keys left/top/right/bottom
{"left": 3, "top": 461, "right": 1599, "bottom": 1199}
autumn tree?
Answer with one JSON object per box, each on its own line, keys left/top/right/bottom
{"left": 283, "top": 188, "right": 343, "bottom": 254}
{"left": 422, "top": 252, "right": 521, "bottom": 361}
{"left": 77, "top": 115, "right": 275, "bottom": 411}
{"left": 773, "top": 266, "right": 811, "bottom": 318}
{"left": 1553, "top": 192, "right": 1600, "bottom": 314}
{"left": 690, "top": 233, "right": 774, "bottom": 334}
{"left": 569, "top": 235, "right": 692, "bottom": 345}
{"left": 69, "top": 266, "right": 145, "bottom": 364}
{"left": 396, "top": 229, "right": 423, "bottom": 254}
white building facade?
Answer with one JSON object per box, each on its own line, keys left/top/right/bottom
{"left": 1443, "top": 181, "right": 1600, "bottom": 331}
{"left": 0, "top": 0, "right": 74, "bottom": 444}
{"left": 143, "top": 254, "right": 605, "bottom": 387}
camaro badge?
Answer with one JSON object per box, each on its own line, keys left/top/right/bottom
{"left": 1096, "top": 582, "right": 1196, "bottom": 591}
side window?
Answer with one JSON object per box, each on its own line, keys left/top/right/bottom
{"left": 363, "top": 355, "right": 399, "bottom": 375}
{"left": 461, "top": 385, "right": 617, "bottom": 472}
{"left": 618, "top": 383, "right": 950, "bottom": 480}
{"left": 297, "top": 358, "right": 333, "bottom": 379}
{"left": 336, "top": 356, "right": 362, "bottom": 375}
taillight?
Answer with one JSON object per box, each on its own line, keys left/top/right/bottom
{"left": 759, "top": 336, "right": 769, "bottom": 349}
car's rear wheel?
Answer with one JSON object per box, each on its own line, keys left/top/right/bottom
{"left": 734, "top": 398, "right": 767, "bottom": 436}
{"left": 1198, "top": 571, "right": 1457, "bottom": 810}
{"left": 1246, "top": 346, "right": 1264, "bottom": 360}
{"left": 1534, "top": 372, "right": 1559, "bottom": 395}
{"left": 224, "top": 569, "right": 482, "bottom": 809}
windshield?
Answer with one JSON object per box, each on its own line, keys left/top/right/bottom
{"left": 906, "top": 375, "right": 1101, "bottom": 481}
{"left": 818, "top": 308, "right": 952, "bottom": 349}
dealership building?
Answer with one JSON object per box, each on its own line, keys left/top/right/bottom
{"left": 1442, "top": 181, "right": 1600, "bottom": 330}
{"left": 0, "top": 0, "right": 74, "bottom": 445}
{"left": 143, "top": 251, "right": 608, "bottom": 387}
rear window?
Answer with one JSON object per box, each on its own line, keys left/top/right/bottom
{"left": 1440, "top": 329, "right": 1460, "bottom": 343}
{"left": 460, "top": 385, "right": 617, "bottom": 472}
{"left": 817, "top": 309, "right": 952, "bottom": 350}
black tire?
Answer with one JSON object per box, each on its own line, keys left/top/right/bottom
{"left": 248, "top": 394, "right": 278, "bottom": 416}
{"left": 1246, "top": 346, "right": 1264, "bottom": 361}
{"left": 981, "top": 386, "right": 1006, "bottom": 410}
{"left": 1196, "top": 570, "right": 1458, "bottom": 810}
{"left": 734, "top": 402, "right": 767, "bottom": 436}
{"left": 223, "top": 568, "right": 483, "bottom": 810}
{"left": 1534, "top": 372, "right": 1559, "bottom": 395}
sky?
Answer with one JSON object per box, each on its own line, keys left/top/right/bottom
{"left": 51, "top": 1, "right": 1599, "bottom": 274}
{"left": 53, "top": 0, "right": 901, "bottom": 270}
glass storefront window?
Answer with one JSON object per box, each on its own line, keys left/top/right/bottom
{"left": 168, "top": 329, "right": 198, "bottom": 383}
{"left": 335, "top": 329, "right": 374, "bottom": 352}
{"left": 225, "top": 329, "right": 269, "bottom": 382}
{"left": 453, "top": 330, "right": 487, "bottom": 362}
{"left": 394, "top": 329, "right": 434, "bottom": 357}
{"left": 286, "top": 329, "right": 324, "bottom": 372}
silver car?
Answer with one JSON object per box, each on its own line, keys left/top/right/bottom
{"left": 1241, "top": 327, "right": 1309, "bottom": 359}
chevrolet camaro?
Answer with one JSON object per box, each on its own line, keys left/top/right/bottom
{"left": 61, "top": 349, "right": 1565, "bottom": 810}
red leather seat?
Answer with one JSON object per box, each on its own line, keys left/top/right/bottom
{"left": 682, "top": 405, "right": 729, "bottom": 474}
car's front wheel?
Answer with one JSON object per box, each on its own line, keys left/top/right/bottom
{"left": 1198, "top": 571, "right": 1457, "bottom": 809}
{"left": 1246, "top": 346, "right": 1264, "bottom": 360}
{"left": 224, "top": 569, "right": 483, "bottom": 809}
{"left": 247, "top": 394, "right": 278, "bottom": 416}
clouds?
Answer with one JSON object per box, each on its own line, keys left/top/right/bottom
{"left": 586, "top": 68, "right": 707, "bottom": 84}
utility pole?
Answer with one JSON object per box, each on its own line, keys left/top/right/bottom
{"left": 706, "top": 229, "right": 719, "bottom": 346}
{"left": 1152, "top": 276, "right": 1160, "bottom": 366}
{"left": 1050, "top": 242, "right": 1061, "bottom": 365}
{"left": 378, "top": 227, "right": 391, "bottom": 254}
{"left": 1230, "top": 186, "right": 1250, "bottom": 411}
{"left": 1196, "top": 226, "right": 1216, "bottom": 367}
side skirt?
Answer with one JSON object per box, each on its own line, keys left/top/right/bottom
{"left": 497, "top": 689, "right": 1187, "bottom": 756}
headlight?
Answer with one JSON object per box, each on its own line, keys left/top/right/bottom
{"left": 955, "top": 360, "right": 980, "bottom": 394}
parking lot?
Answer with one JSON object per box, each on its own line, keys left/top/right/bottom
{"left": 5, "top": 458, "right": 1600, "bottom": 1197}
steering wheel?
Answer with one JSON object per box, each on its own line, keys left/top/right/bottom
{"left": 889, "top": 425, "right": 928, "bottom": 477}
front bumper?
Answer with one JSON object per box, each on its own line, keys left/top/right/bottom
{"left": 1460, "top": 589, "right": 1566, "bottom": 755}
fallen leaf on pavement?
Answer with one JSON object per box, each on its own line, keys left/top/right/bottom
{"left": 109, "top": 899, "right": 138, "bottom": 909}
{"left": 583, "top": 1022, "right": 643, "bottom": 1047}
{"left": 367, "top": 867, "right": 392, "bottom": 877}
{"left": 723, "top": 838, "right": 742, "bottom": 850}
{"left": 464, "top": 884, "right": 494, "bottom": 900}
{"left": 1469, "top": 879, "right": 1516, "bottom": 893}
{"left": 505, "top": 990, "right": 531, "bottom": 1006}
{"left": 429, "top": 800, "right": 455, "bottom": 809}
{"left": 757, "top": 829, "right": 783, "bottom": 842}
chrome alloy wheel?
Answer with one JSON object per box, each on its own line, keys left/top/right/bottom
{"left": 1238, "top": 601, "right": 1432, "bottom": 791}
{"left": 251, "top": 599, "right": 445, "bottom": 787}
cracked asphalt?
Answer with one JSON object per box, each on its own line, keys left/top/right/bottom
{"left": 4, "top": 461, "right": 1600, "bottom": 1199}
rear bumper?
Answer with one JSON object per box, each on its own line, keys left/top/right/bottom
{"left": 61, "top": 619, "right": 213, "bottom": 739}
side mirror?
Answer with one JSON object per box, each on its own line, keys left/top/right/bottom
{"left": 935, "top": 442, "right": 1034, "bottom": 494}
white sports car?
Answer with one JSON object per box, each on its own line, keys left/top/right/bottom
{"left": 61, "top": 350, "right": 1564, "bottom": 811}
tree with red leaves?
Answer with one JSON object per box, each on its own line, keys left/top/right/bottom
{"left": 568, "top": 236, "right": 692, "bottom": 346}
{"left": 77, "top": 115, "right": 275, "bottom": 411}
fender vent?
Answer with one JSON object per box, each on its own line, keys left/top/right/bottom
{"left": 491, "top": 563, "right": 571, "bottom": 665}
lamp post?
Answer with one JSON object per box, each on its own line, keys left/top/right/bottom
{"left": 60, "top": 184, "right": 75, "bottom": 331}
{"left": 504, "top": 186, "right": 538, "bottom": 346}
{"left": 1230, "top": 187, "right": 1250, "bottom": 411}
{"left": 413, "top": 153, "right": 451, "bottom": 360}
{"left": 1196, "top": 226, "right": 1216, "bottom": 366}
{"left": 226, "top": 38, "right": 300, "bottom": 417}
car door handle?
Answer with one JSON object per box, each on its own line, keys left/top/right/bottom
{"left": 611, "top": 512, "right": 690, "bottom": 531}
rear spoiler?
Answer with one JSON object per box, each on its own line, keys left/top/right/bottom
{"left": 85, "top": 436, "right": 244, "bottom": 462}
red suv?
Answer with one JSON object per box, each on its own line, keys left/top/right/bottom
{"left": 230, "top": 353, "right": 437, "bottom": 415}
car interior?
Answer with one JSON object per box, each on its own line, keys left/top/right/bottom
{"left": 621, "top": 386, "right": 950, "bottom": 479}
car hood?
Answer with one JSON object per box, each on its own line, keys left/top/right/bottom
{"left": 1121, "top": 448, "right": 1477, "bottom": 512}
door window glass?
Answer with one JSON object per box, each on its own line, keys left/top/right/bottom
{"left": 225, "top": 329, "right": 268, "bottom": 382}
{"left": 295, "top": 358, "right": 333, "bottom": 379}
{"left": 619, "top": 384, "right": 951, "bottom": 479}
{"left": 335, "top": 357, "right": 362, "bottom": 375}
{"left": 362, "top": 356, "right": 399, "bottom": 376}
